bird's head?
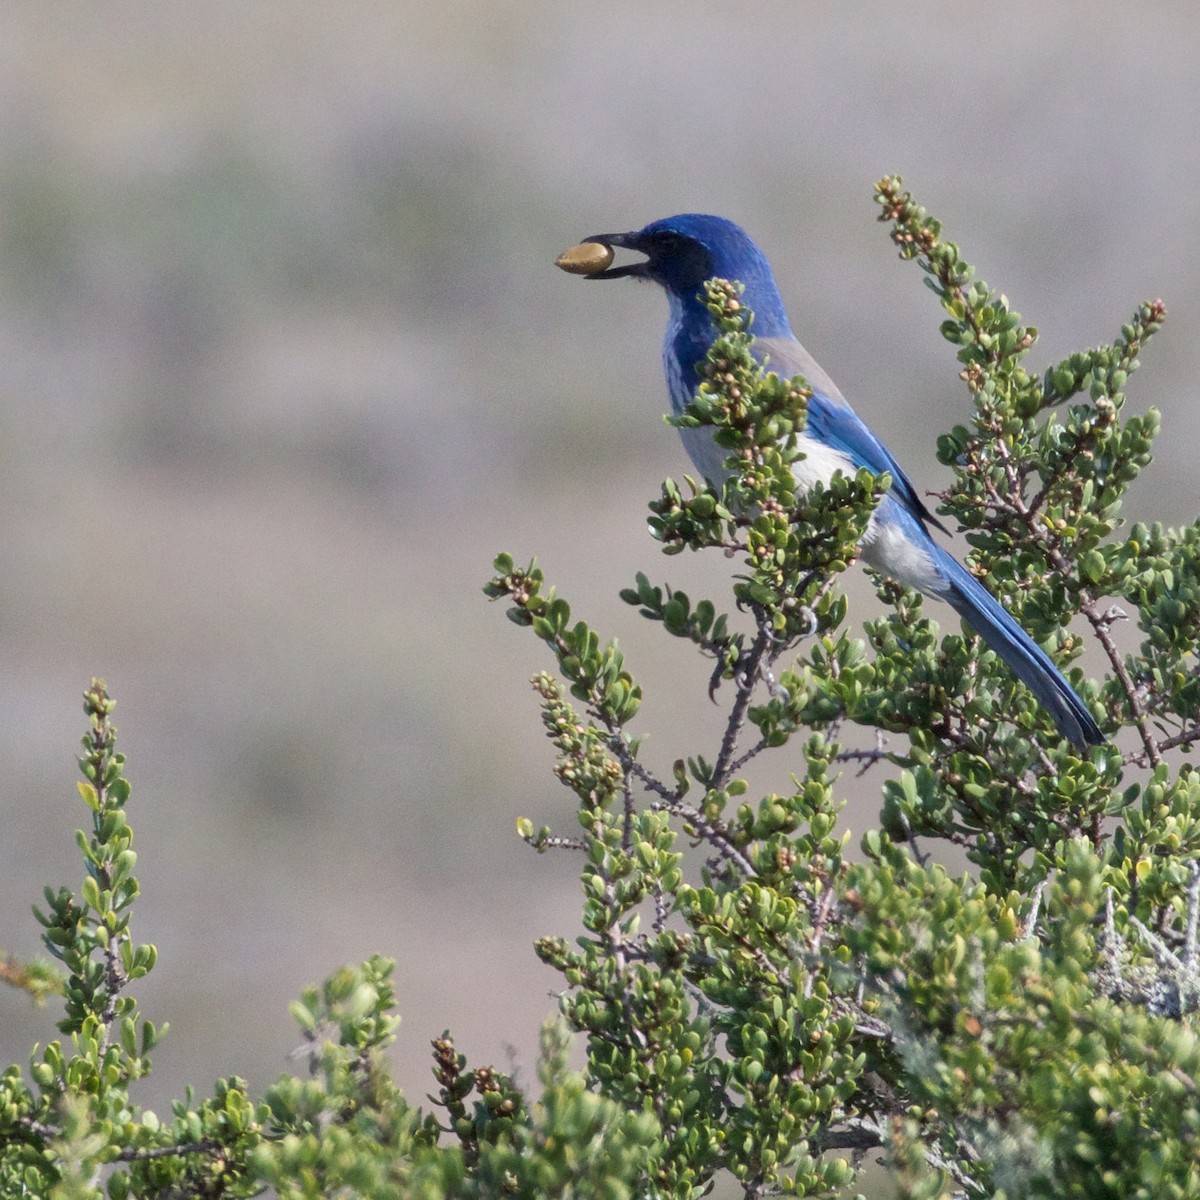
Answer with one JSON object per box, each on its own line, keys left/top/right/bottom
{"left": 557, "top": 214, "right": 791, "bottom": 336}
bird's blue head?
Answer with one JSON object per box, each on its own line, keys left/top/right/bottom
{"left": 579, "top": 214, "right": 793, "bottom": 339}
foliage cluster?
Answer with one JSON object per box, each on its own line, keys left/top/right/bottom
{"left": 3, "top": 180, "right": 1199, "bottom": 1197}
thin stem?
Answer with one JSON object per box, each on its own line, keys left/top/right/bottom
{"left": 650, "top": 798, "right": 756, "bottom": 879}
{"left": 713, "top": 619, "right": 774, "bottom": 788}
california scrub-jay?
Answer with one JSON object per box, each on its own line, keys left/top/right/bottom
{"left": 558, "top": 214, "right": 1103, "bottom": 749}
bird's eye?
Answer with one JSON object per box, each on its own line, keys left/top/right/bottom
{"left": 643, "top": 232, "right": 711, "bottom": 281}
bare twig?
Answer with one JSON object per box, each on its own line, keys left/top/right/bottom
{"left": 713, "top": 621, "right": 775, "bottom": 787}
{"left": 650, "top": 798, "right": 757, "bottom": 879}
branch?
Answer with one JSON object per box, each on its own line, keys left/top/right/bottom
{"left": 713, "top": 620, "right": 775, "bottom": 788}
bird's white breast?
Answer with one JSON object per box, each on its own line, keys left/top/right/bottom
{"left": 859, "top": 519, "right": 946, "bottom": 596}
{"left": 679, "top": 427, "right": 855, "bottom": 491}
{"left": 791, "top": 431, "right": 856, "bottom": 492}
{"left": 680, "top": 427, "right": 946, "bottom": 598}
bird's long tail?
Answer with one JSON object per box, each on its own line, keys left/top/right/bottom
{"left": 930, "top": 544, "right": 1104, "bottom": 748}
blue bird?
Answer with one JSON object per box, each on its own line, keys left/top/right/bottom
{"left": 562, "top": 214, "right": 1104, "bottom": 748}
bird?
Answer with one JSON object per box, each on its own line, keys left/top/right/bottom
{"left": 556, "top": 213, "right": 1104, "bottom": 749}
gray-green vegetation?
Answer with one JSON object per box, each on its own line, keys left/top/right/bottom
{"left": 2, "top": 181, "right": 1197, "bottom": 1198}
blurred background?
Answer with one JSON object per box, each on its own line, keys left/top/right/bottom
{"left": 2, "top": 0, "right": 1198, "bottom": 1124}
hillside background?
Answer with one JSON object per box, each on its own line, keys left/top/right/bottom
{"left": 2, "top": 2, "right": 1198, "bottom": 1115}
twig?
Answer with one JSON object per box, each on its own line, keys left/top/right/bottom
{"left": 1184, "top": 861, "right": 1200, "bottom": 976}
{"left": 834, "top": 730, "right": 891, "bottom": 778}
{"left": 115, "top": 1139, "right": 224, "bottom": 1163}
{"left": 1022, "top": 880, "right": 1047, "bottom": 940}
{"left": 713, "top": 621, "right": 774, "bottom": 787}
{"left": 650, "top": 798, "right": 756, "bottom": 879}
{"left": 608, "top": 736, "right": 682, "bottom": 803}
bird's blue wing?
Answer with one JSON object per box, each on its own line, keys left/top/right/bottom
{"left": 755, "top": 338, "right": 1098, "bottom": 745}
{"left": 755, "top": 335, "right": 943, "bottom": 530}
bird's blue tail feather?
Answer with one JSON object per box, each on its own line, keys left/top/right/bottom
{"left": 930, "top": 544, "right": 1104, "bottom": 748}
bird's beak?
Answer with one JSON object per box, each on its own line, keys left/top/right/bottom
{"left": 555, "top": 232, "right": 647, "bottom": 280}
